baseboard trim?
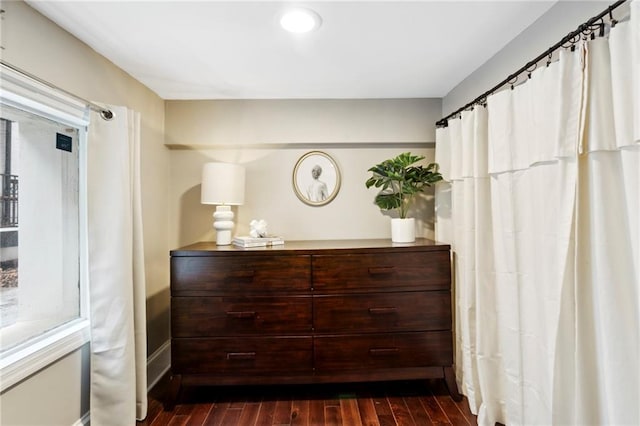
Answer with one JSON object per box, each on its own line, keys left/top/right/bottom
{"left": 147, "top": 340, "right": 171, "bottom": 391}
{"left": 72, "top": 411, "right": 90, "bottom": 426}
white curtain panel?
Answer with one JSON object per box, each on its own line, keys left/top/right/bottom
{"left": 88, "top": 106, "right": 148, "bottom": 424}
{"left": 448, "top": 115, "right": 479, "bottom": 411}
{"left": 435, "top": 3, "right": 639, "bottom": 424}
{"left": 554, "top": 17, "right": 639, "bottom": 425}
{"left": 487, "top": 52, "right": 581, "bottom": 425}
{"left": 635, "top": 1, "right": 640, "bottom": 145}
{"left": 435, "top": 128, "right": 453, "bottom": 245}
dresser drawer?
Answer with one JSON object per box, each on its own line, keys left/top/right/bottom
{"left": 313, "top": 291, "right": 451, "bottom": 333}
{"left": 314, "top": 332, "right": 452, "bottom": 371}
{"left": 172, "top": 337, "right": 313, "bottom": 375}
{"left": 171, "top": 255, "right": 311, "bottom": 294}
{"left": 172, "top": 296, "right": 312, "bottom": 337}
{"left": 312, "top": 251, "right": 450, "bottom": 292}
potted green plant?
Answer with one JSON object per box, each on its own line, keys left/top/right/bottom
{"left": 365, "top": 152, "right": 442, "bottom": 242}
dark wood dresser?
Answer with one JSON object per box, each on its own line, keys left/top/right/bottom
{"left": 166, "top": 239, "right": 460, "bottom": 409}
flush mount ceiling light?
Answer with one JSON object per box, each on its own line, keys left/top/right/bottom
{"left": 279, "top": 8, "right": 322, "bottom": 33}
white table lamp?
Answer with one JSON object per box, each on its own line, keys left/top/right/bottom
{"left": 201, "top": 162, "right": 245, "bottom": 245}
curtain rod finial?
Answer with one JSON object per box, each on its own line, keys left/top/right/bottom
{"left": 100, "top": 110, "right": 114, "bottom": 121}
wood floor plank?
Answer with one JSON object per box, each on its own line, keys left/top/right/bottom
{"left": 419, "top": 395, "right": 450, "bottom": 425}
{"left": 325, "top": 405, "right": 343, "bottom": 426}
{"left": 230, "top": 401, "right": 248, "bottom": 409}
{"left": 168, "top": 415, "right": 190, "bottom": 426}
{"left": 254, "top": 399, "right": 277, "bottom": 426}
{"left": 203, "top": 402, "right": 232, "bottom": 426}
{"left": 371, "top": 395, "right": 396, "bottom": 426}
{"left": 273, "top": 398, "right": 294, "bottom": 425}
{"left": 431, "top": 381, "right": 471, "bottom": 426}
{"left": 454, "top": 399, "right": 476, "bottom": 425}
{"left": 309, "top": 398, "right": 325, "bottom": 425}
{"left": 227, "top": 389, "right": 248, "bottom": 410}
{"left": 218, "top": 407, "right": 243, "bottom": 426}
{"left": 150, "top": 409, "right": 178, "bottom": 426}
{"left": 140, "top": 378, "right": 477, "bottom": 426}
{"left": 176, "top": 404, "right": 195, "bottom": 416}
{"left": 433, "top": 396, "right": 469, "bottom": 426}
{"left": 356, "top": 397, "right": 381, "bottom": 426}
{"left": 371, "top": 395, "right": 393, "bottom": 417}
{"left": 291, "top": 399, "right": 310, "bottom": 426}
{"left": 186, "top": 403, "right": 214, "bottom": 426}
{"left": 340, "top": 398, "right": 363, "bottom": 426}
{"left": 403, "top": 395, "right": 433, "bottom": 426}
{"left": 387, "top": 396, "right": 416, "bottom": 426}
{"left": 237, "top": 401, "right": 261, "bottom": 426}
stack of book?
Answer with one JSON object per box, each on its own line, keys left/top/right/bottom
{"left": 232, "top": 236, "right": 285, "bottom": 248}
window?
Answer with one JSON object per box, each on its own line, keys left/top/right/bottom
{"left": 0, "top": 117, "right": 20, "bottom": 330}
{"left": 0, "top": 68, "right": 89, "bottom": 390}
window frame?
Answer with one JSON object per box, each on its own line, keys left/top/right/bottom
{"left": 0, "top": 85, "right": 90, "bottom": 392}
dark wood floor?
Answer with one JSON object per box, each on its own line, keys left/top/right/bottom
{"left": 139, "top": 375, "right": 477, "bottom": 426}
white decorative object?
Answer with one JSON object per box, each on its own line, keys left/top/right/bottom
{"left": 201, "top": 162, "right": 245, "bottom": 245}
{"left": 232, "top": 236, "right": 284, "bottom": 248}
{"left": 249, "top": 219, "right": 268, "bottom": 238}
{"left": 391, "top": 218, "right": 415, "bottom": 243}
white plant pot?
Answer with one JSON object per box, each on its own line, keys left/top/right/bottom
{"left": 391, "top": 218, "right": 416, "bottom": 243}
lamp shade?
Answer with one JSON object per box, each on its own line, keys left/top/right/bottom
{"left": 201, "top": 162, "right": 245, "bottom": 205}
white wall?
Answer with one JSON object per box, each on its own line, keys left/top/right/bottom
{"left": 443, "top": 1, "right": 612, "bottom": 117}
{"left": 165, "top": 99, "right": 442, "bottom": 248}
{"left": 0, "top": 2, "right": 168, "bottom": 425}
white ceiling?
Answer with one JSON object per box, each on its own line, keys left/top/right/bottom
{"left": 27, "top": 1, "right": 557, "bottom": 100}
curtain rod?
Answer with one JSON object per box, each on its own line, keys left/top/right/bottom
{"left": 436, "top": 0, "right": 627, "bottom": 128}
{"left": 0, "top": 59, "right": 114, "bottom": 121}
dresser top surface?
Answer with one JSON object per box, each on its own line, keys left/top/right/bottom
{"left": 171, "top": 238, "right": 450, "bottom": 257}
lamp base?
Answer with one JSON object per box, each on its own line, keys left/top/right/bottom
{"left": 213, "top": 205, "right": 235, "bottom": 245}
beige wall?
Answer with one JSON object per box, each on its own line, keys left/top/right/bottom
{"left": 0, "top": 346, "right": 91, "bottom": 425}
{"left": 165, "top": 99, "right": 439, "bottom": 147}
{"left": 0, "top": 1, "right": 169, "bottom": 425}
{"left": 165, "top": 99, "right": 442, "bottom": 249}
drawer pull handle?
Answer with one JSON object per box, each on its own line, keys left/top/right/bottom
{"left": 369, "top": 348, "right": 400, "bottom": 356}
{"left": 226, "top": 352, "right": 256, "bottom": 360}
{"left": 368, "top": 307, "right": 397, "bottom": 315}
{"left": 226, "top": 311, "right": 256, "bottom": 319}
{"left": 368, "top": 266, "right": 394, "bottom": 275}
{"left": 229, "top": 270, "right": 255, "bottom": 279}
